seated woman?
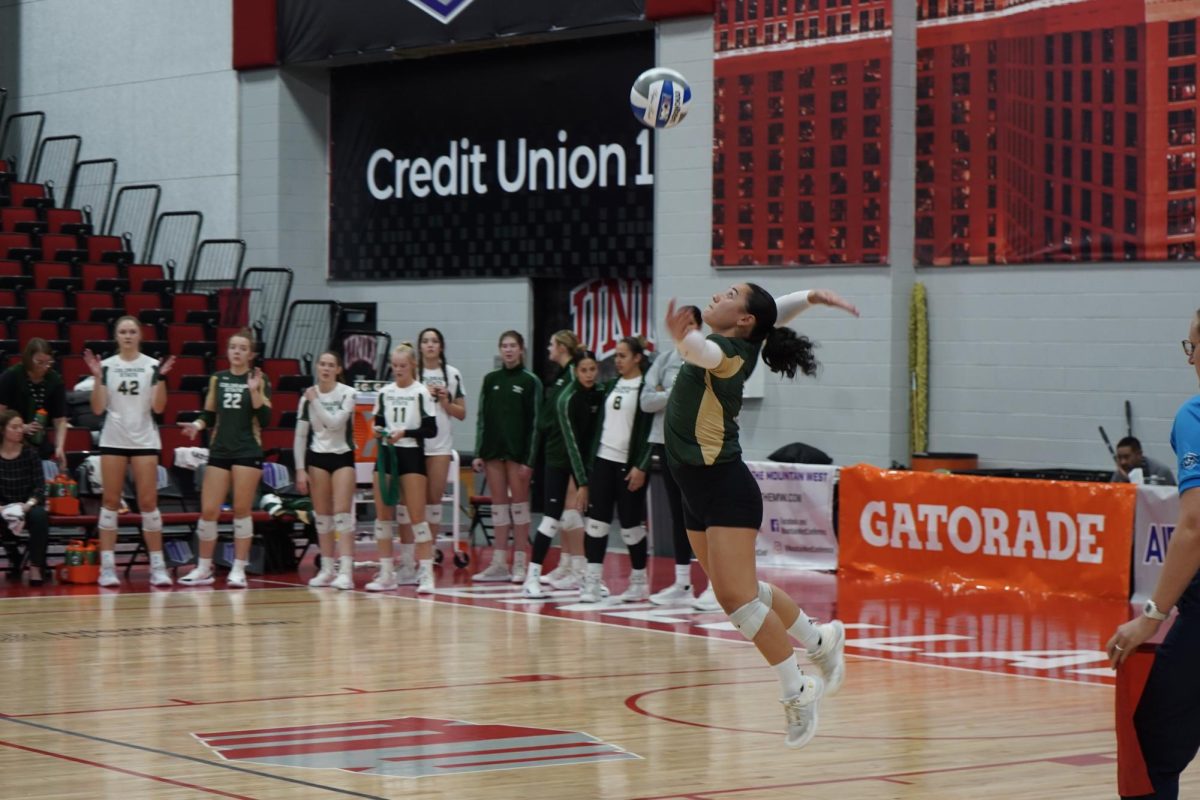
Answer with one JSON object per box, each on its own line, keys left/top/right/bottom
{"left": 0, "top": 410, "right": 50, "bottom": 585}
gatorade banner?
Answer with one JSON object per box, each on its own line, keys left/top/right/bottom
{"left": 1132, "top": 485, "right": 1178, "bottom": 603}
{"left": 837, "top": 465, "right": 1137, "bottom": 599}
{"left": 747, "top": 461, "right": 837, "bottom": 571}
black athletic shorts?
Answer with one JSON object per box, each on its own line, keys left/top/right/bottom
{"left": 306, "top": 450, "right": 356, "bottom": 473}
{"left": 543, "top": 464, "right": 571, "bottom": 521}
{"left": 668, "top": 457, "right": 763, "bottom": 531}
{"left": 99, "top": 447, "right": 160, "bottom": 458}
{"left": 207, "top": 456, "right": 264, "bottom": 471}
{"left": 375, "top": 446, "right": 426, "bottom": 477}
{"left": 587, "top": 457, "right": 646, "bottom": 529}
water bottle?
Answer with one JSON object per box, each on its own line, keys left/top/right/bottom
{"left": 31, "top": 408, "right": 48, "bottom": 445}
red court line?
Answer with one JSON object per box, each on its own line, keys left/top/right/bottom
{"left": 0, "top": 597, "right": 320, "bottom": 617}
{"left": 382, "top": 741, "right": 615, "bottom": 763}
{"left": 434, "top": 748, "right": 632, "bottom": 769}
{"left": 0, "top": 738, "right": 255, "bottom": 799}
{"left": 629, "top": 751, "right": 1116, "bottom": 799}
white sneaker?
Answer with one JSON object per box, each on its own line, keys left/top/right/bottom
{"left": 781, "top": 675, "right": 824, "bottom": 749}
{"left": 149, "top": 568, "right": 173, "bottom": 587}
{"left": 97, "top": 568, "right": 120, "bottom": 588}
{"left": 178, "top": 565, "right": 215, "bottom": 586}
{"left": 365, "top": 572, "right": 398, "bottom": 592}
{"left": 474, "top": 561, "right": 511, "bottom": 582}
{"left": 331, "top": 572, "right": 354, "bottom": 591}
{"left": 616, "top": 574, "right": 649, "bottom": 603}
{"left": 580, "top": 573, "right": 603, "bottom": 603}
{"left": 541, "top": 561, "right": 570, "bottom": 584}
{"left": 510, "top": 552, "right": 528, "bottom": 584}
{"left": 307, "top": 569, "right": 336, "bottom": 587}
{"left": 649, "top": 583, "right": 693, "bottom": 606}
{"left": 226, "top": 570, "right": 248, "bottom": 589}
{"left": 692, "top": 585, "right": 722, "bottom": 611}
{"left": 416, "top": 565, "right": 436, "bottom": 594}
{"left": 807, "top": 620, "right": 846, "bottom": 697}
{"left": 521, "top": 576, "right": 550, "bottom": 599}
{"left": 395, "top": 565, "right": 419, "bottom": 586}
{"left": 549, "top": 569, "right": 582, "bottom": 591}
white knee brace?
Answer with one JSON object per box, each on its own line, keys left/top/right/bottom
{"left": 491, "top": 503, "right": 511, "bottom": 526}
{"left": 374, "top": 519, "right": 395, "bottom": 541}
{"left": 537, "top": 516, "right": 560, "bottom": 537}
{"left": 730, "top": 598, "right": 770, "bottom": 640}
{"left": 585, "top": 519, "right": 611, "bottom": 539}
{"left": 233, "top": 516, "right": 254, "bottom": 540}
{"left": 197, "top": 518, "right": 218, "bottom": 542}
{"left": 510, "top": 501, "right": 531, "bottom": 525}
{"left": 98, "top": 506, "right": 119, "bottom": 530}
{"left": 395, "top": 504, "right": 411, "bottom": 524}
{"left": 426, "top": 505, "right": 442, "bottom": 525}
{"left": 333, "top": 512, "right": 354, "bottom": 534}
{"left": 315, "top": 514, "right": 335, "bottom": 536}
{"left": 620, "top": 525, "right": 647, "bottom": 545}
{"left": 758, "top": 580, "right": 774, "bottom": 607}
{"left": 412, "top": 521, "right": 433, "bottom": 544}
{"left": 141, "top": 508, "right": 163, "bottom": 533}
{"left": 560, "top": 509, "right": 584, "bottom": 530}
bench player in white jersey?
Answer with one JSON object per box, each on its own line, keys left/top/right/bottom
{"left": 366, "top": 344, "right": 438, "bottom": 594}
{"left": 82, "top": 316, "right": 176, "bottom": 588}
{"left": 295, "top": 351, "right": 358, "bottom": 590}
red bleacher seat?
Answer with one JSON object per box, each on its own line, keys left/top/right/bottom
{"left": 8, "top": 183, "right": 46, "bottom": 207}
{"left": 68, "top": 322, "right": 108, "bottom": 353}
{"left": 81, "top": 263, "right": 121, "bottom": 291}
{"left": 74, "top": 290, "right": 116, "bottom": 322}
{"left": 161, "top": 394, "right": 202, "bottom": 425}
{"left": 123, "top": 292, "right": 162, "bottom": 319}
{"left": 87, "top": 235, "right": 127, "bottom": 263}
{"left": 41, "top": 234, "right": 80, "bottom": 262}
{"left": 32, "top": 262, "right": 74, "bottom": 290}
{"left": 45, "top": 209, "right": 83, "bottom": 233}
{"left": 127, "top": 264, "right": 168, "bottom": 292}
{"left": 164, "top": 356, "right": 205, "bottom": 392}
{"left": 261, "top": 427, "right": 294, "bottom": 453}
{"left": 59, "top": 355, "right": 90, "bottom": 388}
{"left": 167, "top": 323, "right": 207, "bottom": 356}
{"left": 0, "top": 291, "right": 13, "bottom": 307}
{"left": 0, "top": 232, "right": 31, "bottom": 258}
{"left": 0, "top": 260, "right": 25, "bottom": 283}
{"left": 158, "top": 425, "right": 194, "bottom": 468}
{"left": 172, "top": 292, "right": 210, "bottom": 320}
{"left": 269, "top": 391, "right": 299, "bottom": 428}
{"left": 1, "top": 208, "right": 35, "bottom": 232}
{"left": 261, "top": 358, "right": 302, "bottom": 378}
{"left": 63, "top": 427, "right": 93, "bottom": 453}
{"left": 16, "top": 320, "right": 60, "bottom": 343}
{"left": 214, "top": 357, "right": 230, "bottom": 372}
{"left": 26, "top": 289, "right": 66, "bottom": 319}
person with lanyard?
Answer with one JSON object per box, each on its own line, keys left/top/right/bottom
{"left": 523, "top": 331, "right": 587, "bottom": 597}
{"left": 1107, "top": 314, "right": 1200, "bottom": 799}
{"left": 366, "top": 344, "right": 438, "bottom": 594}
{"left": 0, "top": 410, "right": 50, "bottom": 585}
{"left": 663, "top": 285, "right": 857, "bottom": 748}
{"left": 82, "top": 316, "right": 176, "bottom": 588}
{"left": 579, "top": 337, "right": 654, "bottom": 604}
{"left": 178, "top": 328, "right": 272, "bottom": 588}
{"left": 0, "top": 338, "right": 67, "bottom": 470}
{"left": 295, "top": 351, "right": 358, "bottom": 590}
{"left": 640, "top": 304, "right": 720, "bottom": 611}
{"left": 471, "top": 331, "right": 541, "bottom": 583}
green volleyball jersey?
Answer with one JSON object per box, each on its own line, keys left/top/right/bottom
{"left": 475, "top": 365, "right": 542, "bottom": 464}
{"left": 664, "top": 335, "right": 759, "bottom": 466}
{"left": 202, "top": 370, "right": 272, "bottom": 459}
{"left": 540, "top": 364, "right": 574, "bottom": 466}
{"left": 549, "top": 380, "right": 604, "bottom": 485}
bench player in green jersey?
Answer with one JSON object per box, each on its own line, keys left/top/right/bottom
{"left": 178, "top": 328, "right": 272, "bottom": 588}
{"left": 471, "top": 331, "right": 542, "bottom": 583}
{"left": 664, "top": 285, "right": 857, "bottom": 749}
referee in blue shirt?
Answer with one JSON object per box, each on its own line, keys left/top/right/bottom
{"left": 1108, "top": 315, "right": 1200, "bottom": 799}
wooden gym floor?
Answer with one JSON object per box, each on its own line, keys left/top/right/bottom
{"left": 0, "top": 551, "right": 1183, "bottom": 799}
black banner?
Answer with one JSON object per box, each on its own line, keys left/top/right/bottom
{"left": 278, "top": 0, "right": 644, "bottom": 64}
{"left": 329, "top": 32, "right": 655, "bottom": 281}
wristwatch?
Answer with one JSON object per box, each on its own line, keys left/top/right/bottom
{"left": 1143, "top": 599, "right": 1170, "bottom": 621}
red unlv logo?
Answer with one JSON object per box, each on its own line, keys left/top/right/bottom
{"left": 569, "top": 277, "right": 654, "bottom": 361}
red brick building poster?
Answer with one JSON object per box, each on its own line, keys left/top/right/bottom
{"left": 917, "top": 0, "right": 1200, "bottom": 265}
{"left": 712, "top": 0, "right": 892, "bottom": 267}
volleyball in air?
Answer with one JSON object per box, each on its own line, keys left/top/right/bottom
{"left": 629, "top": 67, "right": 692, "bottom": 129}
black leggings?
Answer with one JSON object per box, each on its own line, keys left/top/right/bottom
{"left": 654, "top": 444, "right": 691, "bottom": 566}
{"left": 2, "top": 506, "right": 48, "bottom": 571}
{"left": 532, "top": 465, "right": 572, "bottom": 566}
{"left": 585, "top": 457, "right": 647, "bottom": 568}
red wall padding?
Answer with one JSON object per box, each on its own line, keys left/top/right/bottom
{"left": 233, "top": 0, "right": 278, "bottom": 70}
{"left": 645, "top": 0, "right": 715, "bottom": 19}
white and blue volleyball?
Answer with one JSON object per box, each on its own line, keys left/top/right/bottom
{"left": 630, "top": 67, "right": 692, "bottom": 130}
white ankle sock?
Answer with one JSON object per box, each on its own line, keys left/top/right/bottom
{"left": 101, "top": 550, "right": 115, "bottom": 570}
{"left": 772, "top": 657, "right": 806, "bottom": 699}
{"left": 418, "top": 558, "right": 433, "bottom": 572}
{"left": 629, "top": 568, "right": 646, "bottom": 582}
{"left": 674, "top": 565, "right": 690, "bottom": 586}
{"left": 527, "top": 563, "right": 543, "bottom": 581}
{"left": 586, "top": 562, "right": 603, "bottom": 579}
{"left": 571, "top": 555, "right": 586, "bottom": 572}
{"left": 400, "top": 543, "right": 416, "bottom": 567}
{"left": 788, "top": 612, "right": 822, "bottom": 651}
{"left": 492, "top": 549, "right": 508, "bottom": 566}
{"left": 232, "top": 558, "right": 248, "bottom": 574}
{"left": 197, "top": 557, "right": 213, "bottom": 572}
{"left": 149, "top": 551, "right": 166, "bottom": 570}
{"left": 339, "top": 555, "right": 353, "bottom": 574}
{"left": 378, "top": 557, "right": 394, "bottom": 575}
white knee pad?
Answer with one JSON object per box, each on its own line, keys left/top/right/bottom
{"left": 730, "top": 598, "right": 770, "bottom": 640}
{"left": 758, "top": 580, "right": 774, "bottom": 607}
{"left": 333, "top": 512, "right": 354, "bottom": 534}
{"left": 315, "top": 514, "right": 335, "bottom": 536}
{"left": 374, "top": 519, "right": 395, "bottom": 541}
{"left": 98, "top": 506, "right": 119, "bottom": 530}
{"left": 585, "top": 519, "right": 611, "bottom": 539}
{"left": 491, "top": 503, "right": 511, "bottom": 526}
{"left": 233, "top": 516, "right": 254, "bottom": 540}
{"left": 537, "top": 516, "right": 560, "bottom": 537}
{"left": 197, "top": 518, "right": 218, "bottom": 542}
{"left": 395, "top": 504, "right": 411, "bottom": 524}
{"left": 510, "top": 501, "right": 531, "bottom": 525}
{"left": 141, "top": 508, "right": 163, "bottom": 533}
{"left": 426, "top": 505, "right": 443, "bottom": 525}
{"left": 412, "top": 521, "right": 433, "bottom": 544}
{"left": 560, "top": 509, "right": 584, "bottom": 530}
{"left": 620, "top": 525, "right": 647, "bottom": 546}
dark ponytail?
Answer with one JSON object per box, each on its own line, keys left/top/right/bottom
{"left": 746, "top": 283, "right": 819, "bottom": 379}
